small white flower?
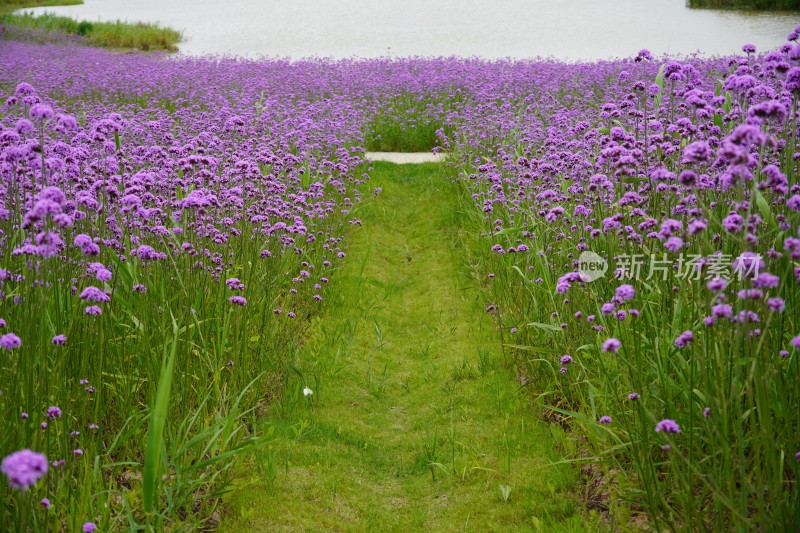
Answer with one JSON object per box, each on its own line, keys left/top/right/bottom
{"left": 303, "top": 387, "right": 313, "bottom": 396}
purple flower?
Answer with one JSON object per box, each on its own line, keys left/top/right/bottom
{"left": 225, "top": 278, "right": 245, "bottom": 290}
{"left": 786, "top": 67, "right": 800, "bottom": 93}
{"left": 85, "top": 306, "right": 103, "bottom": 316}
{"left": 0, "top": 333, "right": 22, "bottom": 350}
{"left": 135, "top": 245, "right": 165, "bottom": 261}
{"left": 29, "top": 103, "right": 54, "bottom": 121}
{"left": 41, "top": 498, "right": 51, "bottom": 509}
{"left": 560, "top": 355, "right": 573, "bottom": 365}
{"left": 229, "top": 296, "right": 247, "bottom": 306}
{"left": 1, "top": 449, "right": 48, "bottom": 490}
{"left": 732, "top": 252, "right": 764, "bottom": 279}
{"left": 664, "top": 237, "right": 683, "bottom": 253}
{"left": 599, "top": 416, "right": 613, "bottom": 424}
{"left": 711, "top": 304, "right": 733, "bottom": 319}
{"left": 791, "top": 336, "right": 800, "bottom": 350}
{"left": 79, "top": 287, "right": 110, "bottom": 303}
{"left": 615, "top": 284, "right": 635, "bottom": 301}
{"left": 766, "top": 298, "right": 785, "bottom": 313}
{"left": 46, "top": 406, "right": 62, "bottom": 419}
{"left": 703, "top": 407, "right": 711, "bottom": 418}
{"left": 707, "top": 278, "right": 727, "bottom": 293}
{"left": 602, "top": 338, "right": 621, "bottom": 353}
{"left": 51, "top": 334, "right": 67, "bottom": 345}
{"left": 674, "top": 331, "right": 694, "bottom": 349}
{"left": 752, "top": 272, "right": 779, "bottom": 289}
{"left": 628, "top": 392, "right": 640, "bottom": 401}
{"left": 655, "top": 419, "right": 681, "bottom": 434}
{"left": 83, "top": 523, "right": 97, "bottom": 532}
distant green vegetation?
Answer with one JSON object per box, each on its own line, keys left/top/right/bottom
{"left": 366, "top": 116, "right": 448, "bottom": 152}
{"left": 0, "top": 11, "right": 182, "bottom": 51}
{"left": 687, "top": 0, "right": 800, "bottom": 9}
{"left": 365, "top": 93, "right": 460, "bottom": 153}
{"left": 0, "top": 0, "right": 82, "bottom": 15}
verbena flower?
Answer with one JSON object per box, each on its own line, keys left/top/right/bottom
{"left": 1, "top": 449, "right": 48, "bottom": 490}
{"left": 229, "top": 296, "right": 247, "bottom": 306}
{"left": 615, "top": 284, "right": 635, "bottom": 301}
{"left": 79, "top": 287, "right": 110, "bottom": 303}
{"left": 675, "top": 331, "right": 694, "bottom": 348}
{"left": 0, "top": 333, "right": 22, "bottom": 350}
{"left": 602, "top": 338, "right": 621, "bottom": 353}
{"left": 655, "top": 419, "right": 681, "bottom": 434}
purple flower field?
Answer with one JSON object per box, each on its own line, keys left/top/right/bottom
{"left": 3, "top": 23, "right": 800, "bottom": 530}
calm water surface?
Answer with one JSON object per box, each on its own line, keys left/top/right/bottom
{"left": 23, "top": 0, "right": 800, "bottom": 60}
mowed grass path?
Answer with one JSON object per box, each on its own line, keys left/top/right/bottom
{"left": 222, "top": 162, "right": 588, "bottom": 531}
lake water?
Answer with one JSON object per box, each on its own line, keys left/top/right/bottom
{"left": 21, "top": 0, "right": 800, "bottom": 60}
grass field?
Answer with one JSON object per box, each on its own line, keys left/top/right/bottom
{"left": 2, "top": 20, "right": 800, "bottom": 533}
{"left": 221, "top": 162, "right": 593, "bottom": 531}
{"left": 0, "top": 1, "right": 181, "bottom": 51}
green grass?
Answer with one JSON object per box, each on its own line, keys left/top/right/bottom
{"left": 686, "top": 0, "right": 800, "bottom": 9}
{"left": 0, "top": 0, "right": 82, "bottom": 15}
{"left": 0, "top": 10, "right": 182, "bottom": 51}
{"left": 364, "top": 92, "right": 460, "bottom": 153}
{"left": 365, "top": 116, "right": 449, "bottom": 152}
{"left": 220, "top": 162, "right": 593, "bottom": 531}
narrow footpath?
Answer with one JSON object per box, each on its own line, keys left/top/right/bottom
{"left": 222, "top": 162, "right": 585, "bottom": 531}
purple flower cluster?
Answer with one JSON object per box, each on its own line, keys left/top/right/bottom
{"left": 1, "top": 449, "right": 48, "bottom": 490}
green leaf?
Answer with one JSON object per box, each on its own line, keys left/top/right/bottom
{"left": 654, "top": 64, "right": 665, "bottom": 111}
{"left": 527, "top": 322, "right": 562, "bottom": 333}
{"left": 504, "top": 343, "right": 561, "bottom": 355}
{"left": 142, "top": 315, "right": 179, "bottom": 514}
{"left": 753, "top": 188, "right": 776, "bottom": 230}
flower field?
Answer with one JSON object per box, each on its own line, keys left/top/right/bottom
{"left": 2, "top": 24, "right": 800, "bottom": 531}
